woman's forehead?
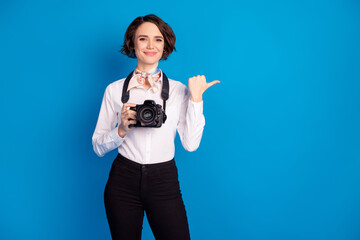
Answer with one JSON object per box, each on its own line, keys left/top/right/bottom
{"left": 135, "top": 22, "right": 163, "bottom": 37}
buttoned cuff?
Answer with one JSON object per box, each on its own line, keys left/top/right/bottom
{"left": 188, "top": 99, "right": 205, "bottom": 122}
{"left": 189, "top": 99, "right": 203, "bottom": 113}
{"left": 109, "top": 126, "right": 124, "bottom": 146}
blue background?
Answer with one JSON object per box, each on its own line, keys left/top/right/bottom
{"left": 1, "top": 0, "right": 359, "bottom": 239}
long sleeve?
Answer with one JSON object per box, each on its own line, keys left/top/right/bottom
{"left": 92, "top": 85, "right": 124, "bottom": 157}
{"left": 176, "top": 87, "right": 206, "bottom": 152}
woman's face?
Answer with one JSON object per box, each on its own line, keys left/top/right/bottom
{"left": 134, "top": 22, "right": 165, "bottom": 69}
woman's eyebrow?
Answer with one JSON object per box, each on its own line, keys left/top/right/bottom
{"left": 137, "top": 35, "right": 163, "bottom": 39}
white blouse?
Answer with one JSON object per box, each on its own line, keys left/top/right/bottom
{"left": 92, "top": 69, "right": 205, "bottom": 164}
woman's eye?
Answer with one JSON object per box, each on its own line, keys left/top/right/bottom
{"left": 156, "top": 39, "right": 163, "bottom": 42}
{"left": 139, "top": 38, "right": 146, "bottom": 41}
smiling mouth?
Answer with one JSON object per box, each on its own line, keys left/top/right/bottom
{"left": 144, "top": 52, "right": 157, "bottom": 56}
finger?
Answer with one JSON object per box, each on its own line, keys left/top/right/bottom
{"left": 127, "top": 118, "right": 136, "bottom": 123}
{"left": 206, "top": 80, "right": 220, "bottom": 89}
{"left": 121, "top": 110, "right": 129, "bottom": 117}
{"left": 121, "top": 106, "right": 134, "bottom": 114}
{"left": 121, "top": 114, "right": 131, "bottom": 124}
{"left": 122, "top": 109, "right": 137, "bottom": 116}
{"left": 122, "top": 110, "right": 136, "bottom": 120}
{"left": 128, "top": 109, "right": 137, "bottom": 115}
{"left": 123, "top": 118, "right": 132, "bottom": 126}
{"left": 123, "top": 103, "right": 137, "bottom": 107}
{"left": 126, "top": 120, "right": 137, "bottom": 127}
{"left": 122, "top": 103, "right": 137, "bottom": 112}
{"left": 124, "top": 110, "right": 136, "bottom": 118}
{"left": 127, "top": 113, "right": 136, "bottom": 120}
{"left": 128, "top": 114, "right": 136, "bottom": 120}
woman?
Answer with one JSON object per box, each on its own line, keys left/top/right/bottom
{"left": 92, "top": 14, "right": 219, "bottom": 240}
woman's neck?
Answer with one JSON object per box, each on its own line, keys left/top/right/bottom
{"left": 136, "top": 62, "right": 159, "bottom": 73}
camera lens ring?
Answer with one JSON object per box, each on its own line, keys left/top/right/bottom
{"left": 138, "top": 106, "right": 156, "bottom": 123}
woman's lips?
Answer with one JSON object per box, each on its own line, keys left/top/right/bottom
{"left": 144, "top": 52, "right": 157, "bottom": 56}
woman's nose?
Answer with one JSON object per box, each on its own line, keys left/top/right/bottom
{"left": 147, "top": 40, "right": 154, "bottom": 49}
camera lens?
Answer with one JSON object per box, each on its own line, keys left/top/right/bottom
{"left": 139, "top": 107, "right": 156, "bottom": 123}
{"left": 143, "top": 110, "right": 152, "bottom": 119}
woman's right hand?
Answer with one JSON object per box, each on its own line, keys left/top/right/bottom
{"left": 118, "top": 103, "right": 137, "bottom": 138}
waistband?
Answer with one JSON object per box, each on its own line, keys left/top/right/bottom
{"left": 115, "top": 153, "right": 175, "bottom": 170}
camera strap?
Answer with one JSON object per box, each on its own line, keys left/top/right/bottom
{"left": 121, "top": 70, "right": 170, "bottom": 112}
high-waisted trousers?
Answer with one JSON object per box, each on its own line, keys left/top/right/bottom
{"left": 104, "top": 153, "right": 191, "bottom": 240}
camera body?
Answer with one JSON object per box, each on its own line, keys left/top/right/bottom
{"left": 129, "top": 100, "right": 167, "bottom": 128}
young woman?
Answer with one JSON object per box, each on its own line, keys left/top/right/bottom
{"left": 92, "top": 14, "right": 219, "bottom": 240}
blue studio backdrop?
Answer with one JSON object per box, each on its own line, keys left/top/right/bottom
{"left": 1, "top": 0, "right": 359, "bottom": 239}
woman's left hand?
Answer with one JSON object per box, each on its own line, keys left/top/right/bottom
{"left": 188, "top": 75, "right": 220, "bottom": 102}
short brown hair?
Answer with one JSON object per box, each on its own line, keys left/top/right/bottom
{"left": 120, "top": 14, "right": 176, "bottom": 60}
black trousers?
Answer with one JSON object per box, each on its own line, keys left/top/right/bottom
{"left": 104, "top": 153, "right": 191, "bottom": 240}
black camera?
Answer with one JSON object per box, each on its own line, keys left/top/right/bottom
{"left": 129, "top": 100, "right": 167, "bottom": 128}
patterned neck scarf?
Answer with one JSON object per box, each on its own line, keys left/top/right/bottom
{"left": 127, "top": 67, "right": 162, "bottom": 93}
